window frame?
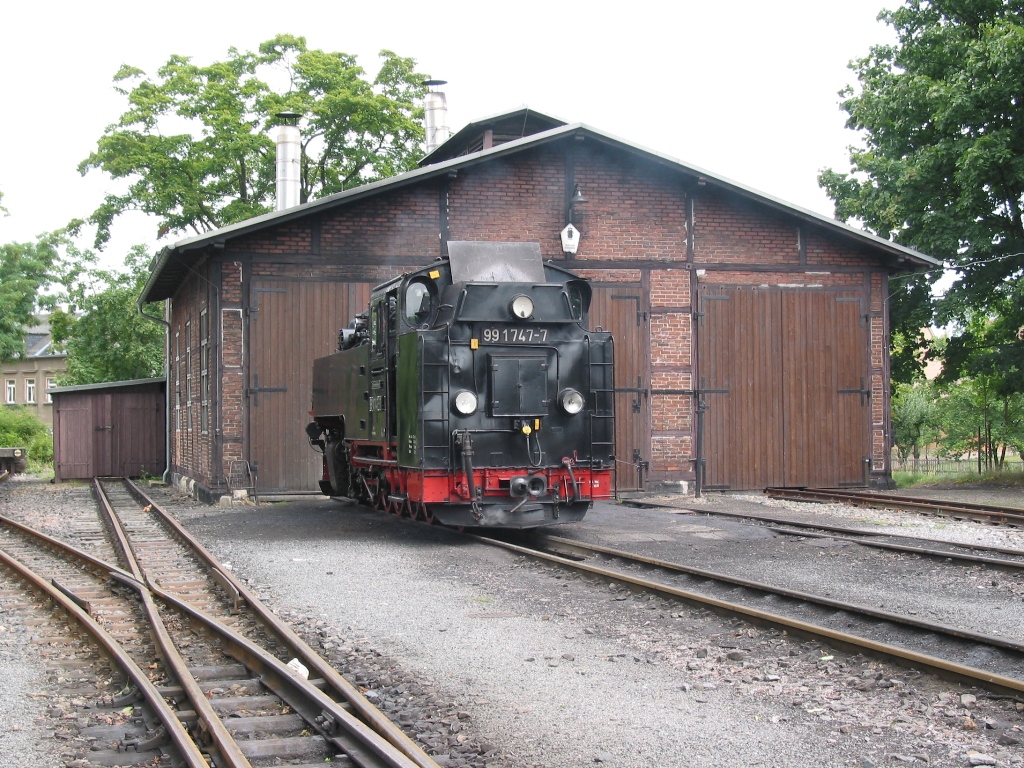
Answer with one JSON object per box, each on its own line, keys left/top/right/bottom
{"left": 200, "top": 309, "right": 209, "bottom": 435}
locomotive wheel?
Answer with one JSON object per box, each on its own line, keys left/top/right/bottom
{"left": 402, "top": 498, "right": 417, "bottom": 520}
{"left": 388, "top": 493, "right": 402, "bottom": 516}
{"left": 420, "top": 503, "right": 434, "bottom": 524}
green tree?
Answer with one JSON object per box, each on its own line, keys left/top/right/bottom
{"left": 50, "top": 246, "right": 165, "bottom": 385}
{"left": 891, "top": 381, "right": 941, "bottom": 466}
{"left": 819, "top": 0, "right": 1024, "bottom": 381}
{"left": 933, "top": 375, "right": 1024, "bottom": 469}
{"left": 79, "top": 35, "right": 428, "bottom": 247}
{"left": 0, "top": 233, "right": 61, "bottom": 361}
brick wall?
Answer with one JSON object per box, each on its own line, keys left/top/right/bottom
{"left": 694, "top": 190, "right": 798, "bottom": 264}
{"left": 168, "top": 266, "right": 212, "bottom": 485}
{"left": 805, "top": 229, "right": 879, "bottom": 268}
{"left": 649, "top": 269, "right": 694, "bottom": 474}
{"left": 448, "top": 146, "right": 565, "bottom": 256}
{"left": 229, "top": 186, "right": 442, "bottom": 263}
{"left": 573, "top": 144, "right": 688, "bottom": 262}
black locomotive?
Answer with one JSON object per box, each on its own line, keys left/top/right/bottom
{"left": 306, "top": 241, "right": 615, "bottom": 528}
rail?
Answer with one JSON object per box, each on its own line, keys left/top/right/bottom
{"left": 764, "top": 487, "right": 1024, "bottom": 526}
{"left": 469, "top": 530, "right": 1024, "bottom": 696}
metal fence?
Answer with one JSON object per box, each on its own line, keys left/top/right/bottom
{"left": 891, "top": 457, "right": 1024, "bottom": 475}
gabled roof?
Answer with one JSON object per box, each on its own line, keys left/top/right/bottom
{"left": 18, "top": 315, "right": 65, "bottom": 359}
{"left": 142, "top": 119, "right": 941, "bottom": 302}
{"left": 418, "top": 106, "right": 568, "bottom": 166}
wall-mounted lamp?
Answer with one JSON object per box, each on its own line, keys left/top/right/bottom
{"left": 566, "top": 184, "right": 588, "bottom": 223}
{"left": 562, "top": 184, "right": 588, "bottom": 255}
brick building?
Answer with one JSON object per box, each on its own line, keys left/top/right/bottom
{"left": 2, "top": 315, "right": 67, "bottom": 428}
{"left": 141, "top": 108, "right": 938, "bottom": 500}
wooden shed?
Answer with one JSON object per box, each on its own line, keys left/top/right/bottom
{"left": 50, "top": 378, "right": 166, "bottom": 481}
{"left": 141, "top": 108, "right": 940, "bottom": 500}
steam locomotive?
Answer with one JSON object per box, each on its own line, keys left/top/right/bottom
{"left": 306, "top": 241, "right": 615, "bottom": 528}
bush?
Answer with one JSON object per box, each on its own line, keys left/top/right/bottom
{"left": 0, "top": 406, "right": 53, "bottom": 466}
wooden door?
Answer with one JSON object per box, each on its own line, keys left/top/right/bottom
{"left": 54, "top": 394, "right": 94, "bottom": 480}
{"left": 92, "top": 394, "right": 113, "bottom": 476}
{"left": 248, "top": 280, "right": 371, "bottom": 492}
{"left": 781, "top": 292, "right": 869, "bottom": 487}
{"left": 114, "top": 391, "right": 166, "bottom": 478}
{"left": 698, "top": 286, "right": 785, "bottom": 490}
{"left": 697, "top": 285, "right": 870, "bottom": 489}
{"left": 589, "top": 284, "right": 650, "bottom": 491}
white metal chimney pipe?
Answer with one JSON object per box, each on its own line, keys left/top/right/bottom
{"left": 275, "top": 112, "right": 301, "bottom": 211}
{"left": 423, "top": 80, "right": 451, "bottom": 153}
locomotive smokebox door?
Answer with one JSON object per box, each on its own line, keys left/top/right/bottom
{"left": 489, "top": 355, "right": 550, "bottom": 417}
{"left": 448, "top": 241, "right": 545, "bottom": 283}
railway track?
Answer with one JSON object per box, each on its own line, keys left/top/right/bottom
{"left": 0, "top": 477, "right": 439, "bottom": 768}
{"left": 473, "top": 529, "right": 1024, "bottom": 697}
{"left": 764, "top": 487, "right": 1024, "bottom": 526}
{"left": 622, "top": 498, "right": 1024, "bottom": 571}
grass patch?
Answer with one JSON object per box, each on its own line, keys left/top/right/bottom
{"left": 893, "top": 468, "right": 1024, "bottom": 489}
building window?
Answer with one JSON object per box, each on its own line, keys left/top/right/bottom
{"left": 25, "top": 379, "right": 36, "bottom": 404}
{"left": 4, "top": 379, "right": 15, "bottom": 404}
{"left": 174, "top": 332, "right": 181, "bottom": 433}
{"left": 200, "top": 309, "right": 210, "bottom": 434}
{"left": 186, "top": 320, "right": 193, "bottom": 431}
{"left": 45, "top": 377, "right": 55, "bottom": 404}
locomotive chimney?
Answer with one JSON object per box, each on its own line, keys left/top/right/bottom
{"left": 423, "top": 80, "right": 451, "bottom": 153}
{"left": 274, "top": 111, "right": 302, "bottom": 211}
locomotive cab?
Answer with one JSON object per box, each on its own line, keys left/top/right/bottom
{"left": 309, "top": 241, "right": 615, "bottom": 528}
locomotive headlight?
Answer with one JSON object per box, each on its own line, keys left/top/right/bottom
{"left": 509, "top": 294, "right": 534, "bottom": 320}
{"left": 559, "top": 388, "right": 585, "bottom": 414}
{"left": 453, "top": 390, "right": 478, "bottom": 415}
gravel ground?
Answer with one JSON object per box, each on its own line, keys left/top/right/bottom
{"left": 566, "top": 494, "right": 1024, "bottom": 646}
{"left": 2, "top": 476, "right": 1023, "bottom": 768}
{"left": 0, "top": 615, "right": 64, "bottom": 768}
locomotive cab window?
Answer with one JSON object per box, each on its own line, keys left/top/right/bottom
{"left": 565, "top": 280, "right": 590, "bottom": 322}
{"left": 404, "top": 278, "right": 437, "bottom": 328}
{"left": 370, "top": 302, "right": 383, "bottom": 354}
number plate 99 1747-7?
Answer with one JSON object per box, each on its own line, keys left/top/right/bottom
{"left": 480, "top": 327, "right": 549, "bottom": 344}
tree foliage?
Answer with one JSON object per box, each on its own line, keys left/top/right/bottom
{"left": 0, "top": 407, "right": 53, "bottom": 465}
{"left": 819, "top": 0, "right": 1024, "bottom": 382}
{"left": 891, "top": 381, "right": 941, "bottom": 462}
{"left": 0, "top": 233, "right": 61, "bottom": 361}
{"left": 933, "top": 376, "right": 1024, "bottom": 467}
{"left": 893, "top": 374, "right": 1024, "bottom": 470}
{"left": 79, "top": 36, "right": 428, "bottom": 247}
{"left": 49, "top": 247, "right": 165, "bottom": 385}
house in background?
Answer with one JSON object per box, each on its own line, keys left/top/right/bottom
{"left": 2, "top": 315, "right": 67, "bottom": 428}
{"left": 141, "top": 105, "right": 940, "bottom": 501}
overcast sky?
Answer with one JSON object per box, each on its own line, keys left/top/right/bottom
{"left": 2, "top": 0, "right": 897, "bottom": 265}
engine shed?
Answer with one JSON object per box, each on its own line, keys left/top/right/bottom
{"left": 140, "top": 107, "right": 939, "bottom": 501}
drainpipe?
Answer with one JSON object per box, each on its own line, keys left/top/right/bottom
{"left": 137, "top": 297, "right": 171, "bottom": 484}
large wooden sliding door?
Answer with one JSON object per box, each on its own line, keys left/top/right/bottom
{"left": 697, "top": 285, "right": 869, "bottom": 490}
{"left": 589, "top": 284, "right": 650, "bottom": 491}
{"left": 248, "top": 280, "right": 371, "bottom": 492}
